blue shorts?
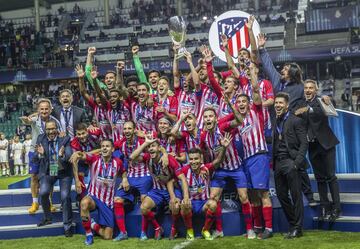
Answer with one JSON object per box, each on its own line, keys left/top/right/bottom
{"left": 192, "top": 199, "right": 207, "bottom": 214}
{"left": 28, "top": 151, "right": 39, "bottom": 174}
{"left": 78, "top": 160, "right": 89, "bottom": 176}
{"left": 211, "top": 168, "right": 247, "bottom": 189}
{"left": 243, "top": 153, "right": 270, "bottom": 190}
{"left": 146, "top": 188, "right": 182, "bottom": 207}
{"left": 91, "top": 195, "right": 114, "bottom": 228}
{"left": 115, "top": 176, "right": 153, "bottom": 202}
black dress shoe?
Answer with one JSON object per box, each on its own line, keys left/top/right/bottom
{"left": 64, "top": 229, "right": 73, "bottom": 237}
{"left": 284, "top": 229, "right": 303, "bottom": 239}
{"left": 308, "top": 199, "right": 318, "bottom": 207}
{"left": 329, "top": 208, "right": 341, "bottom": 222}
{"left": 37, "top": 218, "right": 52, "bottom": 227}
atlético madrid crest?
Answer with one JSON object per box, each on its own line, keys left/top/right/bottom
{"left": 209, "top": 10, "right": 261, "bottom": 63}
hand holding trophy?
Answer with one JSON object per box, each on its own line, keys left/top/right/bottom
{"left": 168, "top": 16, "right": 187, "bottom": 60}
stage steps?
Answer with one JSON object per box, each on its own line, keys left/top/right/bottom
{"left": 0, "top": 175, "right": 360, "bottom": 239}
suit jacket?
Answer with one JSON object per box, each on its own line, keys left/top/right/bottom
{"left": 272, "top": 113, "right": 309, "bottom": 169}
{"left": 53, "top": 105, "right": 87, "bottom": 132}
{"left": 33, "top": 134, "right": 73, "bottom": 178}
{"left": 296, "top": 97, "right": 339, "bottom": 150}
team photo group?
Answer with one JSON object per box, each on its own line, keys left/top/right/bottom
{"left": 10, "top": 14, "right": 342, "bottom": 246}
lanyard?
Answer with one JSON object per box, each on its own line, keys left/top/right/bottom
{"left": 276, "top": 112, "right": 290, "bottom": 136}
{"left": 189, "top": 128, "right": 201, "bottom": 146}
{"left": 191, "top": 169, "right": 203, "bottom": 188}
{"left": 48, "top": 140, "right": 58, "bottom": 163}
{"left": 100, "top": 157, "right": 113, "bottom": 179}
{"left": 125, "top": 136, "right": 138, "bottom": 157}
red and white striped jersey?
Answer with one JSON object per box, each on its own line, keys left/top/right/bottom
{"left": 175, "top": 87, "right": 201, "bottom": 118}
{"left": 70, "top": 128, "right": 102, "bottom": 152}
{"left": 131, "top": 102, "right": 157, "bottom": 132}
{"left": 86, "top": 154, "right": 125, "bottom": 208}
{"left": 180, "top": 129, "right": 202, "bottom": 151}
{"left": 217, "top": 94, "right": 237, "bottom": 119}
{"left": 236, "top": 104, "right": 268, "bottom": 159}
{"left": 242, "top": 79, "right": 274, "bottom": 130}
{"left": 145, "top": 155, "right": 180, "bottom": 190}
{"left": 178, "top": 163, "right": 214, "bottom": 200}
{"left": 155, "top": 95, "right": 178, "bottom": 120}
{"left": 200, "top": 122, "right": 242, "bottom": 171}
{"left": 88, "top": 97, "right": 112, "bottom": 139}
{"left": 197, "top": 83, "right": 220, "bottom": 129}
{"left": 153, "top": 132, "right": 186, "bottom": 156}
{"left": 114, "top": 136, "right": 150, "bottom": 178}
{"left": 108, "top": 102, "right": 132, "bottom": 143}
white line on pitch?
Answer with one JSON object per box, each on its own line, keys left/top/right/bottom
{"left": 172, "top": 240, "right": 192, "bottom": 249}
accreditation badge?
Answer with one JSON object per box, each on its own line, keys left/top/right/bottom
{"left": 49, "top": 163, "right": 58, "bottom": 176}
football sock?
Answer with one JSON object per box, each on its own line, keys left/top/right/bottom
{"left": 262, "top": 206, "right": 273, "bottom": 231}
{"left": 203, "top": 209, "right": 215, "bottom": 231}
{"left": 114, "top": 202, "right": 126, "bottom": 233}
{"left": 215, "top": 201, "right": 223, "bottom": 232}
{"left": 242, "top": 202, "right": 252, "bottom": 231}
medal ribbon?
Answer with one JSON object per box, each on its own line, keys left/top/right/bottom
{"left": 276, "top": 112, "right": 290, "bottom": 138}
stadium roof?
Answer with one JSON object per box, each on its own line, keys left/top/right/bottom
{"left": 0, "top": 0, "right": 87, "bottom": 12}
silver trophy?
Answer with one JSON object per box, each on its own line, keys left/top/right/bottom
{"left": 168, "top": 16, "right": 187, "bottom": 60}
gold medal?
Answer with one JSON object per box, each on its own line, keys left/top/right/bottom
{"left": 197, "top": 187, "right": 203, "bottom": 193}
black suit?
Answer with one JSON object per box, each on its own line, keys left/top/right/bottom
{"left": 53, "top": 105, "right": 87, "bottom": 137}
{"left": 297, "top": 97, "right": 340, "bottom": 210}
{"left": 272, "top": 112, "right": 308, "bottom": 231}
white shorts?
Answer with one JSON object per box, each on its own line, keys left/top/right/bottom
{"left": 14, "top": 156, "right": 23, "bottom": 165}
{"left": 0, "top": 151, "right": 8, "bottom": 163}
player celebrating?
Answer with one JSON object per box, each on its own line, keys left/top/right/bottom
{"left": 70, "top": 139, "right": 129, "bottom": 245}
{"left": 112, "top": 121, "right": 153, "bottom": 241}
{"left": 76, "top": 64, "right": 112, "bottom": 139}
{"left": 154, "top": 76, "right": 178, "bottom": 123}
{"left": 130, "top": 136, "right": 190, "bottom": 240}
{"left": 179, "top": 133, "right": 232, "bottom": 241}
{"left": 70, "top": 123, "right": 102, "bottom": 200}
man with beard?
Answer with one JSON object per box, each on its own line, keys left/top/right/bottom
{"left": 52, "top": 89, "right": 86, "bottom": 138}
{"left": 76, "top": 65, "right": 112, "bottom": 139}
{"left": 130, "top": 82, "right": 157, "bottom": 132}
{"left": 179, "top": 134, "right": 232, "bottom": 241}
{"left": 107, "top": 89, "right": 132, "bottom": 143}
{"left": 272, "top": 92, "right": 308, "bottom": 239}
{"left": 295, "top": 80, "right": 341, "bottom": 221}
{"left": 199, "top": 105, "right": 255, "bottom": 239}
{"left": 20, "top": 99, "right": 62, "bottom": 214}
{"left": 85, "top": 47, "right": 115, "bottom": 91}
{"left": 34, "top": 120, "right": 73, "bottom": 237}
{"left": 173, "top": 48, "right": 201, "bottom": 119}
{"left": 70, "top": 123, "right": 101, "bottom": 200}
{"left": 132, "top": 136, "right": 190, "bottom": 240}
{"left": 71, "top": 139, "right": 129, "bottom": 245}
{"left": 113, "top": 121, "right": 169, "bottom": 241}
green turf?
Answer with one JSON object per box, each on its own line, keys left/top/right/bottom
{"left": 1, "top": 231, "right": 360, "bottom": 249}
{"left": 0, "top": 175, "right": 30, "bottom": 190}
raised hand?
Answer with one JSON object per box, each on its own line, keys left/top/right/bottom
{"left": 245, "top": 15, "right": 255, "bottom": 29}
{"left": 90, "top": 66, "right": 98, "bottom": 80}
{"left": 88, "top": 47, "right": 96, "bottom": 55}
{"left": 144, "top": 134, "right": 157, "bottom": 145}
{"left": 59, "top": 146, "right": 65, "bottom": 158}
{"left": 36, "top": 144, "right": 45, "bottom": 155}
{"left": 75, "top": 64, "right": 85, "bottom": 78}
{"left": 184, "top": 51, "right": 192, "bottom": 64}
{"left": 257, "top": 33, "right": 267, "bottom": 48}
{"left": 295, "top": 107, "right": 309, "bottom": 116}
{"left": 131, "top": 45, "right": 139, "bottom": 55}
{"left": 202, "top": 47, "right": 214, "bottom": 63}
{"left": 198, "top": 45, "right": 207, "bottom": 54}
{"left": 221, "top": 34, "right": 228, "bottom": 48}
{"left": 180, "top": 109, "right": 191, "bottom": 121}
{"left": 116, "top": 61, "right": 125, "bottom": 71}
{"left": 220, "top": 132, "right": 233, "bottom": 148}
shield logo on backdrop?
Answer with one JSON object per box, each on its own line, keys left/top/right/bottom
{"left": 218, "top": 17, "right": 250, "bottom": 59}
{"left": 209, "top": 10, "right": 261, "bottom": 63}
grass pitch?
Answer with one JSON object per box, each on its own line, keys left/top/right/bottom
{"left": 0, "top": 175, "right": 29, "bottom": 190}
{"left": 1, "top": 231, "right": 360, "bottom": 249}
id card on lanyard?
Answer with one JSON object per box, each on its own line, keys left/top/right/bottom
{"left": 49, "top": 141, "right": 59, "bottom": 176}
